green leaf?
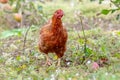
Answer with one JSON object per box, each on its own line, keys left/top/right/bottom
{"left": 0, "top": 28, "right": 25, "bottom": 39}
{"left": 38, "top": 5, "right": 43, "bottom": 12}
{"left": 116, "top": 31, "right": 120, "bottom": 35}
{"left": 101, "top": 9, "right": 110, "bottom": 15}
{"left": 111, "top": 9, "right": 116, "bottom": 13}
{"left": 116, "top": 14, "right": 120, "bottom": 20}
{"left": 16, "top": 56, "right": 21, "bottom": 61}
{"left": 84, "top": 47, "right": 94, "bottom": 57}
{"left": 99, "top": 0, "right": 104, "bottom": 4}
{"left": 113, "top": 0, "right": 120, "bottom": 3}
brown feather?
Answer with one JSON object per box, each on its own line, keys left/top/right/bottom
{"left": 38, "top": 9, "right": 68, "bottom": 58}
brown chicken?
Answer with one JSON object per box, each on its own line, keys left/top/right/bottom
{"left": 38, "top": 9, "right": 68, "bottom": 66}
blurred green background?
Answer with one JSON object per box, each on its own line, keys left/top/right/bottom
{"left": 0, "top": 0, "right": 120, "bottom": 80}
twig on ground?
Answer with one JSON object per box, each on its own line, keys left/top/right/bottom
{"left": 23, "top": 26, "right": 31, "bottom": 54}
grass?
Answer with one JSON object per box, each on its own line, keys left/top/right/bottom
{"left": 36, "top": 0, "right": 111, "bottom": 23}
{"left": 0, "top": 0, "right": 120, "bottom": 80}
{"left": 0, "top": 27, "right": 120, "bottom": 80}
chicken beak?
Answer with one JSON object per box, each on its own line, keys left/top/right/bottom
{"left": 59, "top": 12, "right": 64, "bottom": 18}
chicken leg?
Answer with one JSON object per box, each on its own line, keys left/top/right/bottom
{"left": 45, "top": 54, "right": 52, "bottom": 66}
{"left": 57, "top": 58, "right": 61, "bottom": 66}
